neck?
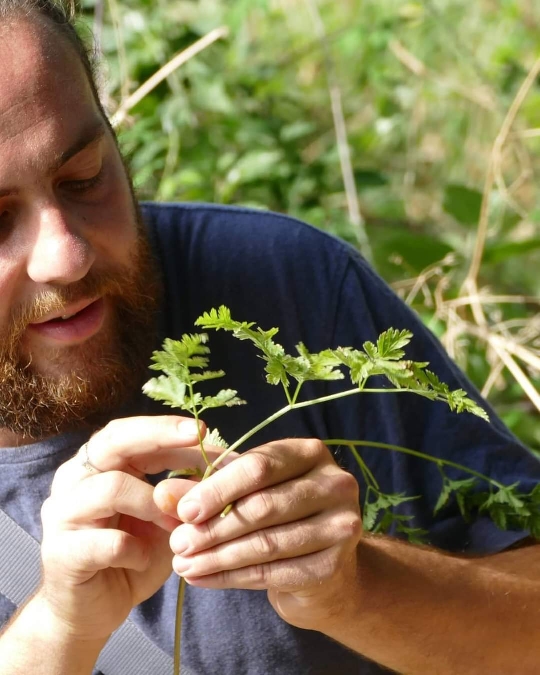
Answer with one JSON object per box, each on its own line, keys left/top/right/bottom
{"left": 0, "top": 427, "right": 32, "bottom": 448}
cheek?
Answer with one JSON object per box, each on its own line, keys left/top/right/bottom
{"left": 84, "top": 166, "right": 139, "bottom": 265}
{"left": 0, "top": 254, "right": 23, "bottom": 330}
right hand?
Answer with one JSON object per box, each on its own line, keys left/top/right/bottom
{"left": 38, "top": 415, "right": 207, "bottom": 641}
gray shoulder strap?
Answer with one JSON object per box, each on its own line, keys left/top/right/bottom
{"left": 0, "top": 509, "right": 190, "bottom": 675}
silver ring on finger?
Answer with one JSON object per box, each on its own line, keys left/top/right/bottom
{"left": 80, "top": 441, "right": 101, "bottom": 474}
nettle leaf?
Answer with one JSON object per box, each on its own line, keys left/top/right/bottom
{"left": 148, "top": 334, "right": 212, "bottom": 383}
{"left": 434, "top": 476, "right": 477, "bottom": 515}
{"left": 376, "top": 328, "right": 413, "bottom": 359}
{"left": 196, "top": 306, "right": 283, "bottom": 362}
{"left": 204, "top": 428, "right": 229, "bottom": 449}
{"left": 198, "top": 307, "right": 344, "bottom": 386}
{"left": 190, "top": 370, "right": 226, "bottom": 383}
{"left": 265, "top": 356, "right": 292, "bottom": 386}
{"left": 363, "top": 491, "right": 420, "bottom": 532}
{"left": 334, "top": 347, "right": 373, "bottom": 385}
{"left": 144, "top": 328, "right": 246, "bottom": 415}
{"left": 201, "top": 389, "right": 246, "bottom": 410}
{"left": 142, "top": 375, "right": 187, "bottom": 407}
{"left": 294, "top": 344, "right": 344, "bottom": 381}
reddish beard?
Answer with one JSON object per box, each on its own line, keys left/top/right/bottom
{"left": 0, "top": 233, "right": 161, "bottom": 442}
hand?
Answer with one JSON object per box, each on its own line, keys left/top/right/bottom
{"left": 38, "top": 415, "right": 209, "bottom": 641}
{"left": 155, "top": 439, "right": 362, "bottom": 632}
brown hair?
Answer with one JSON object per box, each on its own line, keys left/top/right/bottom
{"left": 0, "top": 1, "right": 103, "bottom": 110}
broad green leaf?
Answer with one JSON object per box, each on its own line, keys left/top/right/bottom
{"left": 443, "top": 184, "right": 483, "bottom": 226}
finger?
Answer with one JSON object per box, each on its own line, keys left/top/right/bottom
{"left": 154, "top": 451, "right": 242, "bottom": 519}
{"left": 182, "top": 545, "right": 347, "bottom": 592}
{"left": 172, "top": 509, "right": 360, "bottom": 579}
{"left": 74, "top": 415, "right": 206, "bottom": 476}
{"left": 176, "top": 439, "right": 329, "bottom": 524}
{"left": 168, "top": 467, "right": 355, "bottom": 554}
{"left": 42, "top": 528, "right": 156, "bottom": 580}
{"left": 45, "top": 472, "right": 178, "bottom": 532}
{"left": 50, "top": 418, "right": 221, "bottom": 494}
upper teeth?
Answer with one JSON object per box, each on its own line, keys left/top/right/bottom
{"left": 61, "top": 314, "right": 74, "bottom": 320}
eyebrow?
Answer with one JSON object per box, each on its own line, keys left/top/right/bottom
{"left": 0, "top": 119, "right": 107, "bottom": 199}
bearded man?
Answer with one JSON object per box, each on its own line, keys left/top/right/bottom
{"left": 0, "top": 2, "right": 539, "bottom": 675}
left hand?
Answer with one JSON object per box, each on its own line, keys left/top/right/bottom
{"left": 154, "top": 438, "right": 362, "bottom": 631}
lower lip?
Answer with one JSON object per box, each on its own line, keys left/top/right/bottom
{"left": 27, "top": 299, "right": 106, "bottom": 344}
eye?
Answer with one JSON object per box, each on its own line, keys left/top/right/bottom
{"left": 61, "top": 167, "right": 105, "bottom": 193}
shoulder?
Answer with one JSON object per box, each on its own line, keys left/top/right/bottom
{"left": 140, "top": 202, "right": 374, "bottom": 351}
{"left": 140, "top": 201, "right": 363, "bottom": 273}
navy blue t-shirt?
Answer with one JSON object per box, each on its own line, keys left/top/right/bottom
{"left": 1, "top": 202, "right": 539, "bottom": 674}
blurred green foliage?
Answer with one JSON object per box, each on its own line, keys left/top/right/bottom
{"left": 80, "top": 0, "right": 540, "bottom": 452}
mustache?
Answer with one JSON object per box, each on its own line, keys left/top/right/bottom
{"left": 7, "top": 268, "right": 132, "bottom": 337}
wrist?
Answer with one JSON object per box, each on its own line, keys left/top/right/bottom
{"left": 21, "top": 592, "right": 108, "bottom": 654}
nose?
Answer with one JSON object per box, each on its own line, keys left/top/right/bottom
{"left": 26, "top": 204, "right": 95, "bottom": 285}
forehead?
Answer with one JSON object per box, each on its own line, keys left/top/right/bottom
{"left": 0, "top": 16, "right": 102, "bottom": 164}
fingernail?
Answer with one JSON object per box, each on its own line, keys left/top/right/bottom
{"left": 178, "top": 499, "right": 200, "bottom": 523}
{"left": 177, "top": 419, "right": 200, "bottom": 439}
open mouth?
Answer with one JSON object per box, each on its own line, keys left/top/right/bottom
{"left": 27, "top": 298, "right": 106, "bottom": 344}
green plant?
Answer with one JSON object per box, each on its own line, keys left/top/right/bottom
{"left": 81, "top": 0, "right": 539, "bottom": 454}
{"left": 143, "top": 305, "right": 540, "bottom": 675}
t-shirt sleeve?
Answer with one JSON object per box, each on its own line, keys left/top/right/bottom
{"left": 322, "top": 249, "right": 540, "bottom": 555}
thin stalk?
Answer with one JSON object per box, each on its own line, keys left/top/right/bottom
{"left": 173, "top": 577, "right": 187, "bottom": 675}
{"left": 290, "top": 382, "right": 303, "bottom": 406}
{"left": 188, "top": 383, "right": 210, "bottom": 467}
{"left": 346, "top": 443, "right": 379, "bottom": 489}
{"left": 324, "top": 439, "right": 505, "bottom": 489}
{"left": 209, "top": 387, "right": 449, "bottom": 470}
{"left": 282, "top": 382, "right": 293, "bottom": 406}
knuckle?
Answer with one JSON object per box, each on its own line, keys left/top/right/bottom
{"left": 242, "top": 490, "right": 277, "bottom": 522}
{"left": 203, "top": 479, "right": 228, "bottom": 510}
{"left": 332, "top": 469, "right": 359, "bottom": 500}
{"left": 251, "top": 529, "right": 278, "bottom": 559}
{"left": 306, "top": 438, "right": 329, "bottom": 460}
{"left": 103, "top": 470, "right": 131, "bottom": 501}
{"left": 109, "top": 530, "right": 131, "bottom": 562}
{"left": 242, "top": 452, "right": 273, "bottom": 488}
{"left": 99, "top": 419, "right": 122, "bottom": 444}
{"left": 334, "top": 511, "right": 362, "bottom": 542}
{"left": 251, "top": 563, "right": 270, "bottom": 586}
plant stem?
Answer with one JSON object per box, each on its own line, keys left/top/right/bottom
{"left": 209, "top": 386, "right": 434, "bottom": 470}
{"left": 173, "top": 576, "right": 187, "bottom": 675}
{"left": 282, "top": 381, "right": 293, "bottom": 406}
{"left": 290, "top": 382, "right": 303, "bottom": 405}
{"left": 188, "top": 383, "right": 210, "bottom": 467}
{"left": 324, "top": 439, "right": 505, "bottom": 489}
{"left": 346, "top": 443, "right": 380, "bottom": 489}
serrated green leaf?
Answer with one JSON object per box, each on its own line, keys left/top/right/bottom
{"left": 190, "top": 370, "right": 226, "bottom": 382}
{"left": 204, "top": 428, "right": 229, "bottom": 449}
{"left": 142, "top": 375, "right": 187, "bottom": 407}
{"left": 201, "top": 389, "right": 246, "bottom": 410}
{"left": 375, "top": 328, "right": 413, "bottom": 359}
{"left": 434, "top": 477, "right": 478, "bottom": 515}
{"left": 363, "top": 491, "right": 420, "bottom": 532}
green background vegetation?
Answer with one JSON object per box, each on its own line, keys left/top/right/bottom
{"left": 80, "top": 0, "right": 540, "bottom": 452}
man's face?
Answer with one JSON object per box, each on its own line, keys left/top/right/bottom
{"left": 0, "top": 17, "right": 160, "bottom": 444}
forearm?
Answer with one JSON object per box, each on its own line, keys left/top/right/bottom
{"left": 321, "top": 535, "right": 540, "bottom": 674}
{"left": 0, "top": 593, "right": 107, "bottom": 675}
